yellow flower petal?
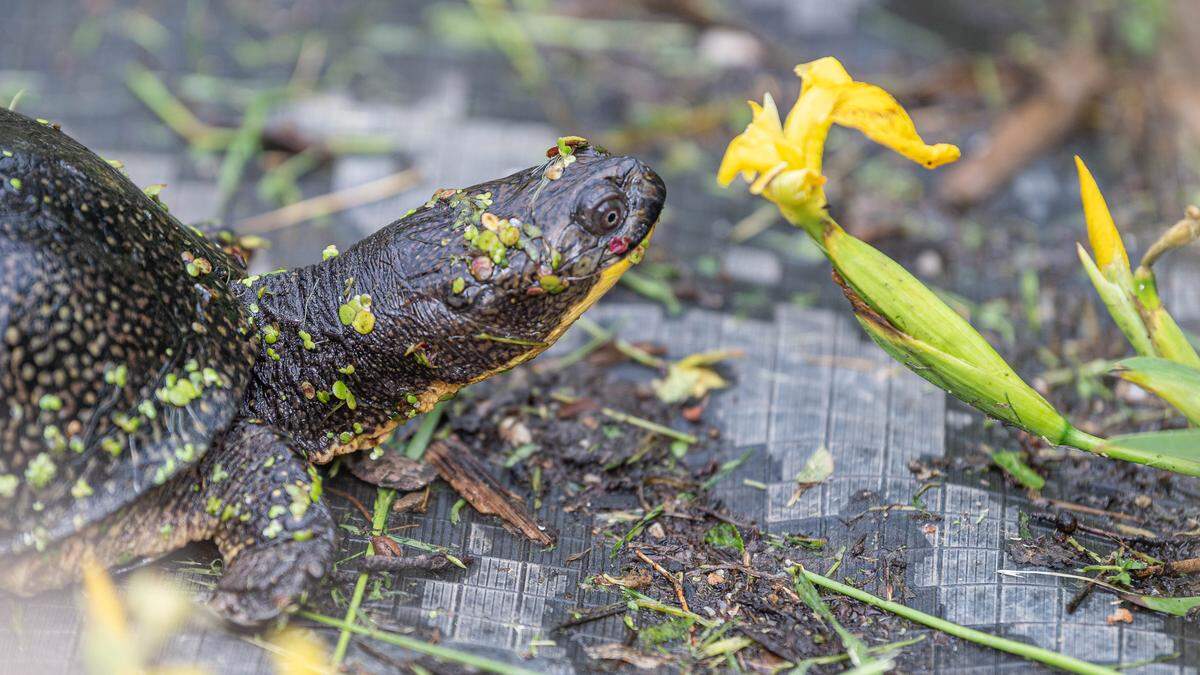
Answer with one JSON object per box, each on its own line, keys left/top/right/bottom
{"left": 828, "top": 81, "right": 960, "bottom": 168}
{"left": 782, "top": 85, "right": 838, "bottom": 175}
{"left": 784, "top": 57, "right": 853, "bottom": 174}
{"left": 717, "top": 94, "right": 786, "bottom": 186}
{"left": 795, "top": 57, "right": 853, "bottom": 90}
{"left": 1074, "top": 155, "right": 1130, "bottom": 273}
{"left": 789, "top": 58, "right": 960, "bottom": 171}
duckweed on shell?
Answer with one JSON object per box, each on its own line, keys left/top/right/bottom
{"left": 539, "top": 274, "right": 567, "bottom": 294}
{"left": 70, "top": 478, "right": 92, "bottom": 499}
{"left": 331, "top": 380, "right": 357, "bottom": 410}
{"left": 338, "top": 294, "right": 375, "bottom": 335}
{"left": 104, "top": 364, "right": 128, "bottom": 387}
{"left": 25, "top": 453, "right": 56, "bottom": 489}
{"left": 37, "top": 394, "right": 63, "bottom": 411}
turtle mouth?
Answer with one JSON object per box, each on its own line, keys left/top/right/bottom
{"left": 597, "top": 160, "right": 665, "bottom": 269}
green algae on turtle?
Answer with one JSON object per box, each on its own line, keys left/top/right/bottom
{"left": 0, "top": 109, "right": 665, "bottom": 625}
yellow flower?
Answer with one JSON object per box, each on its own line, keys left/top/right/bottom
{"left": 1075, "top": 156, "right": 1200, "bottom": 367}
{"left": 1074, "top": 156, "right": 1130, "bottom": 275}
{"left": 718, "top": 56, "right": 960, "bottom": 229}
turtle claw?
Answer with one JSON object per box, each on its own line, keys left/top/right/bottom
{"left": 211, "top": 533, "right": 335, "bottom": 626}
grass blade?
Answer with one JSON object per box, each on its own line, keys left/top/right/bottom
{"left": 798, "top": 566, "right": 1118, "bottom": 674}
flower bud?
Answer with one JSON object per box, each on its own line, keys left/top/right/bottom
{"left": 826, "top": 224, "right": 1070, "bottom": 443}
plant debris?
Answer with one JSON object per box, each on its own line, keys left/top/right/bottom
{"left": 426, "top": 437, "right": 556, "bottom": 547}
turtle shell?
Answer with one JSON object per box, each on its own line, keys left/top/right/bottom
{"left": 0, "top": 109, "right": 256, "bottom": 555}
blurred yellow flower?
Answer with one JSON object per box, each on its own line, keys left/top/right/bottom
{"left": 270, "top": 628, "right": 334, "bottom": 675}
{"left": 718, "top": 56, "right": 960, "bottom": 230}
{"left": 82, "top": 559, "right": 206, "bottom": 675}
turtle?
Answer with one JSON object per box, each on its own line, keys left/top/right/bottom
{"left": 0, "top": 110, "right": 664, "bottom": 624}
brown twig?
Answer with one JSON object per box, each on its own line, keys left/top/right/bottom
{"left": 565, "top": 546, "right": 592, "bottom": 564}
{"left": 326, "top": 486, "right": 373, "bottom": 523}
{"left": 426, "top": 436, "right": 556, "bottom": 546}
{"left": 1035, "top": 497, "right": 1144, "bottom": 523}
{"left": 552, "top": 602, "right": 626, "bottom": 632}
{"left": 238, "top": 168, "right": 421, "bottom": 233}
{"left": 354, "top": 552, "right": 468, "bottom": 573}
{"left": 940, "top": 45, "right": 1107, "bottom": 206}
{"left": 634, "top": 548, "right": 689, "bottom": 613}
{"left": 1136, "top": 555, "right": 1200, "bottom": 579}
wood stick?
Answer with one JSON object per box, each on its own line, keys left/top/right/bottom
{"left": 238, "top": 168, "right": 421, "bottom": 233}
{"left": 635, "top": 548, "right": 690, "bottom": 613}
{"left": 426, "top": 437, "right": 556, "bottom": 546}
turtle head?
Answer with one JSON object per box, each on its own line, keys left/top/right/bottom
{"left": 447, "top": 142, "right": 664, "bottom": 346}
{"left": 242, "top": 143, "right": 664, "bottom": 456}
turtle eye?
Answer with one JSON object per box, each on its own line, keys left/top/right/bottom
{"left": 584, "top": 195, "right": 626, "bottom": 235}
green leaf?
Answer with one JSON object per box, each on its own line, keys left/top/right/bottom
{"left": 989, "top": 450, "right": 1045, "bottom": 490}
{"left": 703, "top": 522, "right": 745, "bottom": 553}
{"left": 611, "top": 503, "right": 664, "bottom": 558}
{"left": 1132, "top": 594, "right": 1200, "bottom": 617}
{"left": 1113, "top": 356, "right": 1200, "bottom": 425}
{"left": 503, "top": 442, "right": 539, "bottom": 468}
{"left": 652, "top": 349, "right": 740, "bottom": 404}
{"left": 1098, "top": 430, "right": 1200, "bottom": 477}
{"left": 1077, "top": 245, "right": 1156, "bottom": 357}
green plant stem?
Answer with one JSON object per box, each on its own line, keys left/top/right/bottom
{"left": 405, "top": 401, "right": 446, "bottom": 460}
{"left": 302, "top": 610, "right": 539, "bottom": 675}
{"left": 1059, "top": 425, "right": 1200, "bottom": 476}
{"left": 331, "top": 487, "right": 396, "bottom": 665}
{"left": 1061, "top": 426, "right": 1103, "bottom": 452}
{"left": 789, "top": 636, "right": 926, "bottom": 670}
{"left": 124, "top": 64, "right": 232, "bottom": 151}
{"left": 619, "top": 269, "right": 682, "bottom": 315}
{"left": 215, "top": 91, "right": 277, "bottom": 213}
{"left": 600, "top": 406, "right": 698, "bottom": 444}
{"left": 798, "top": 567, "right": 1119, "bottom": 675}
{"left": 575, "top": 317, "right": 665, "bottom": 368}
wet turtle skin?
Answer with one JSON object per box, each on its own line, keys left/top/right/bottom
{"left": 0, "top": 110, "right": 665, "bottom": 624}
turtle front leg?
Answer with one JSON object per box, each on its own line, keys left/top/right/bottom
{"left": 204, "top": 421, "right": 335, "bottom": 626}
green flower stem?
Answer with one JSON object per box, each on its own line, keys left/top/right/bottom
{"left": 798, "top": 567, "right": 1119, "bottom": 675}
{"left": 1132, "top": 267, "right": 1200, "bottom": 368}
{"left": 1061, "top": 426, "right": 1103, "bottom": 452}
{"left": 303, "top": 610, "right": 540, "bottom": 675}
{"left": 331, "top": 487, "right": 396, "bottom": 665}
